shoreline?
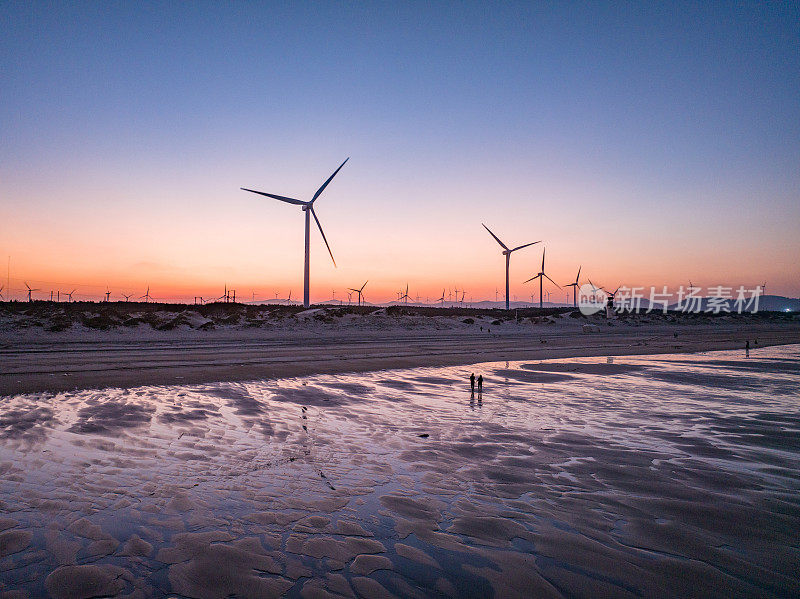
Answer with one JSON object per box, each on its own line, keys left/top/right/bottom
{"left": 2, "top": 322, "right": 798, "bottom": 396}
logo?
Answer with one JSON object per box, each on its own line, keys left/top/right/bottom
{"left": 578, "top": 283, "right": 605, "bottom": 315}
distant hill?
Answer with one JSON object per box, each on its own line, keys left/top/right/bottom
{"left": 666, "top": 295, "right": 799, "bottom": 313}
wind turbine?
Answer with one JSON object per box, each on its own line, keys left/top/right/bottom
{"left": 122, "top": 293, "right": 133, "bottom": 302}
{"left": 598, "top": 285, "right": 620, "bottom": 315}
{"left": 140, "top": 286, "right": 152, "bottom": 303}
{"left": 524, "top": 248, "right": 560, "bottom": 309}
{"left": 399, "top": 283, "right": 411, "bottom": 304}
{"left": 482, "top": 224, "right": 540, "bottom": 310}
{"left": 437, "top": 289, "right": 445, "bottom": 307}
{"left": 348, "top": 281, "right": 368, "bottom": 306}
{"left": 25, "top": 282, "right": 40, "bottom": 302}
{"left": 346, "top": 290, "right": 353, "bottom": 305}
{"left": 588, "top": 280, "right": 604, "bottom": 303}
{"left": 564, "top": 266, "right": 581, "bottom": 308}
{"left": 241, "top": 158, "right": 347, "bottom": 308}
{"left": 104, "top": 287, "right": 111, "bottom": 302}
{"left": 65, "top": 289, "right": 77, "bottom": 303}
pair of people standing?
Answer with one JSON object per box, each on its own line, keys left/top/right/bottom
{"left": 470, "top": 372, "right": 483, "bottom": 393}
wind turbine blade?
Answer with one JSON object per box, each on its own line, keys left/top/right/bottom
{"left": 544, "top": 274, "right": 561, "bottom": 288}
{"left": 311, "top": 158, "right": 349, "bottom": 203}
{"left": 482, "top": 224, "right": 508, "bottom": 250}
{"left": 360, "top": 281, "right": 368, "bottom": 291}
{"left": 523, "top": 274, "right": 541, "bottom": 284}
{"left": 510, "top": 240, "right": 541, "bottom": 252}
{"left": 240, "top": 188, "right": 306, "bottom": 206}
{"left": 542, "top": 248, "right": 546, "bottom": 271}
{"left": 576, "top": 266, "right": 581, "bottom": 283}
{"left": 310, "top": 207, "right": 336, "bottom": 267}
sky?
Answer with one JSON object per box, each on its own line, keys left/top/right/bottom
{"left": 2, "top": 2, "right": 799, "bottom": 303}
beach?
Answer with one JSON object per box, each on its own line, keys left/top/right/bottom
{"left": 1, "top": 306, "right": 798, "bottom": 396}
{"left": 1, "top": 345, "right": 799, "bottom": 597}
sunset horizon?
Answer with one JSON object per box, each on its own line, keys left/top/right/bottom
{"left": 3, "top": 4, "right": 798, "bottom": 302}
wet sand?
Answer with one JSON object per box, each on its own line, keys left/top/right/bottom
{"left": 2, "top": 321, "right": 798, "bottom": 396}
{"left": 1, "top": 346, "right": 799, "bottom": 597}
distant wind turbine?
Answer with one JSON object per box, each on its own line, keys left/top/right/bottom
{"left": 25, "top": 282, "right": 40, "bottom": 302}
{"left": 65, "top": 289, "right": 77, "bottom": 303}
{"left": 104, "top": 287, "right": 111, "bottom": 302}
{"left": 399, "top": 283, "right": 411, "bottom": 304}
{"left": 122, "top": 293, "right": 132, "bottom": 302}
{"left": 140, "top": 286, "right": 152, "bottom": 303}
{"left": 483, "top": 224, "right": 540, "bottom": 310}
{"left": 348, "top": 281, "right": 368, "bottom": 306}
{"left": 437, "top": 289, "right": 446, "bottom": 307}
{"left": 524, "top": 248, "right": 560, "bottom": 309}
{"left": 588, "top": 280, "right": 604, "bottom": 303}
{"left": 241, "top": 158, "right": 347, "bottom": 308}
{"left": 564, "top": 266, "right": 581, "bottom": 308}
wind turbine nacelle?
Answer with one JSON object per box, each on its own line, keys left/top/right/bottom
{"left": 502, "top": 250, "right": 511, "bottom": 256}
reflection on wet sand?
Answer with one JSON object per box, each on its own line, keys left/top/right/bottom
{"left": 1, "top": 346, "right": 799, "bottom": 597}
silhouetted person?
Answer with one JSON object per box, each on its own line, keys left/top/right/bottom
{"left": 477, "top": 375, "right": 483, "bottom": 393}
{"left": 470, "top": 372, "right": 475, "bottom": 392}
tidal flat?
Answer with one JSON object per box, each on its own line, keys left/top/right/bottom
{"left": 1, "top": 346, "right": 799, "bottom": 598}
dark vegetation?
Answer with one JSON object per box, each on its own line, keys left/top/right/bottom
{"left": 0, "top": 300, "right": 796, "bottom": 333}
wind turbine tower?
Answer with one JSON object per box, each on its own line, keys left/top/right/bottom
{"left": 564, "top": 266, "right": 581, "bottom": 308}
{"left": 242, "top": 159, "right": 347, "bottom": 308}
{"left": 348, "top": 281, "right": 368, "bottom": 306}
{"left": 482, "top": 224, "right": 540, "bottom": 310}
{"left": 524, "top": 248, "right": 560, "bottom": 309}
{"left": 24, "top": 282, "right": 40, "bottom": 302}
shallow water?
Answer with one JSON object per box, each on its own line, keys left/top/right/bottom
{"left": 1, "top": 346, "right": 799, "bottom": 598}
